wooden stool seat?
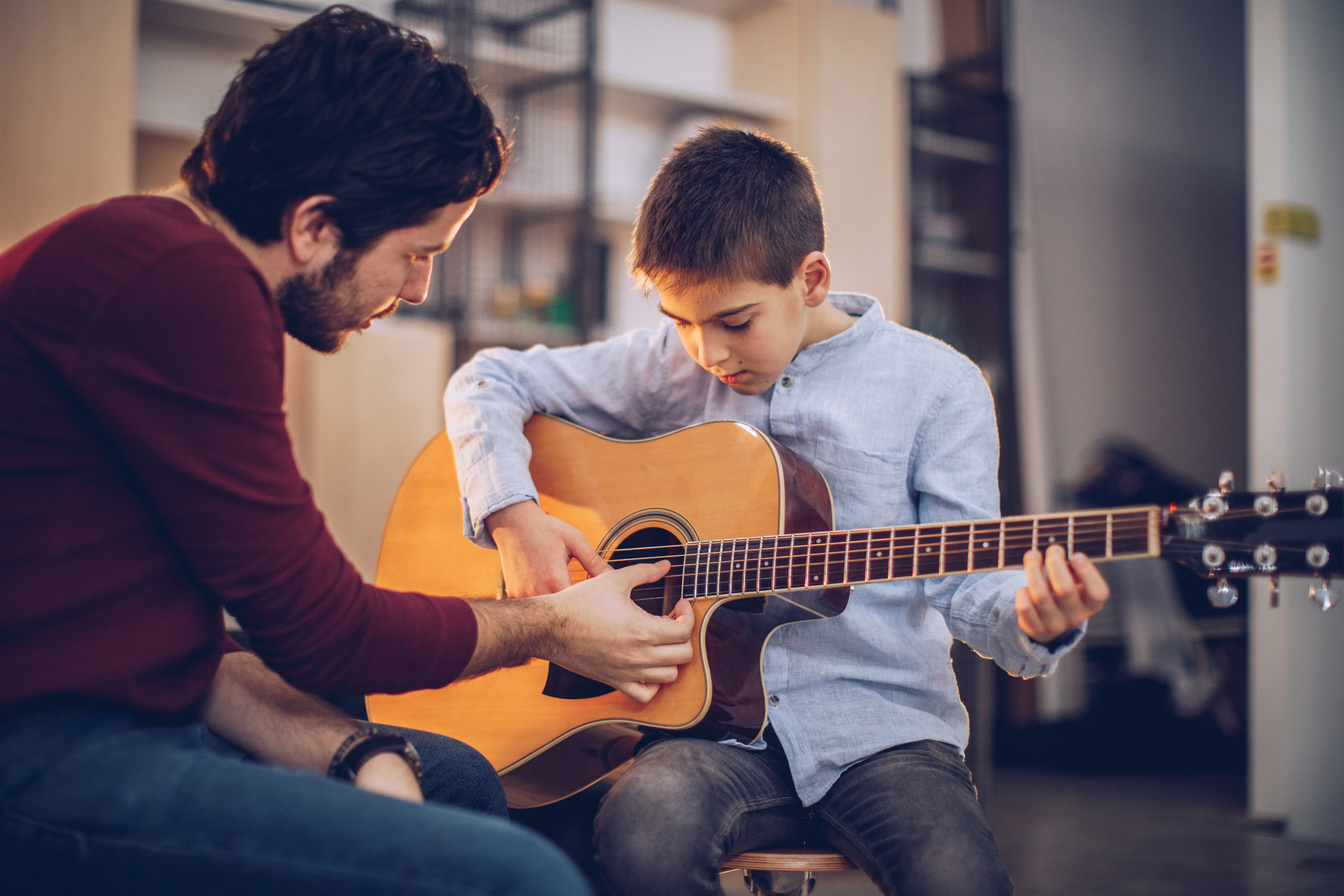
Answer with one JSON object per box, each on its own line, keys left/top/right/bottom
{"left": 721, "top": 847, "right": 858, "bottom": 894}
{"left": 721, "top": 848, "right": 857, "bottom": 873}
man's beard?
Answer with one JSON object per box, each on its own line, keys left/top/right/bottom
{"left": 275, "top": 247, "right": 364, "bottom": 354}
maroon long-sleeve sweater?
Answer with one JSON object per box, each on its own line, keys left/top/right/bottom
{"left": 0, "top": 196, "right": 476, "bottom": 713}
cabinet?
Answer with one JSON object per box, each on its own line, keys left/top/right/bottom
{"left": 908, "top": 74, "right": 1020, "bottom": 514}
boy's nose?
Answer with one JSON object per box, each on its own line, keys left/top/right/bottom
{"left": 694, "top": 329, "right": 729, "bottom": 369}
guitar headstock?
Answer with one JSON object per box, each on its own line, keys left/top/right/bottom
{"left": 1159, "top": 469, "right": 1344, "bottom": 609}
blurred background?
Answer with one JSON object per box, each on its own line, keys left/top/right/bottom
{"left": 3, "top": 1, "right": 1342, "bottom": 890}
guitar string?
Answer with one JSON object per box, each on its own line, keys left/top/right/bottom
{"left": 595, "top": 520, "right": 1321, "bottom": 598}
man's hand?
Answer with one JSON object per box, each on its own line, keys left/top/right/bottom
{"left": 467, "top": 560, "right": 696, "bottom": 704}
{"left": 1014, "top": 544, "right": 1110, "bottom": 645}
{"left": 486, "top": 500, "right": 611, "bottom": 596}
{"left": 201, "top": 651, "right": 423, "bottom": 804}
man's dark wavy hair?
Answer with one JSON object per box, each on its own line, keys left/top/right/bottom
{"left": 181, "top": 5, "right": 507, "bottom": 252}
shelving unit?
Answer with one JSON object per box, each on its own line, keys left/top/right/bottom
{"left": 908, "top": 74, "right": 1020, "bottom": 515}
{"left": 393, "top": 0, "right": 601, "bottom": 364}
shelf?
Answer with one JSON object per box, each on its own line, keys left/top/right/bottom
{"left": 913, "top": 242, "right": 1002, "bottom": 278}
{"left": 912, "top": 127, "right": 1000, "bottom": 165}
{"left": 467, "top": 316, "right": 579, "bottom": 349}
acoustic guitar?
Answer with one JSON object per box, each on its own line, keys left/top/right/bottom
{"left": 366, "top": 415, "right": 1343, "bottom": 808}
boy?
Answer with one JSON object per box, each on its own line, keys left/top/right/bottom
{"left": 443, "top": 127, "right": 1109, "bottom": 896}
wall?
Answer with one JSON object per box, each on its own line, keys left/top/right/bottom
{"left": 0, "top": 0, "right": 137, "bottom": 250}
{"left": 1010, "top": 0, "right": 1247, "bottom": 511}
{"left": 733, "top": 0, "right": 907, "bottom": 323}
{"left": 1247, "top": 0, "right": 1344, "bottom": 845}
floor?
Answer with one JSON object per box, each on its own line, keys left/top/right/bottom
{"left": 774, "top": 768, "right": 1344, "bottom": 896}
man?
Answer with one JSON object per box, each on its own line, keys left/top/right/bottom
{"left": 0, "top": 7, "right": 692, "bottom": 894}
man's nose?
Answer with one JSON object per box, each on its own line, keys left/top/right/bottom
{"left": 400, "top": 259, "right": 433, "bottom": 304}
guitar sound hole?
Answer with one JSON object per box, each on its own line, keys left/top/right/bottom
{"left": 609, "top": 527, "right": 685, "bottom": 616}
{"left": 541, "top": 526, "right": 686, "bottom": 701}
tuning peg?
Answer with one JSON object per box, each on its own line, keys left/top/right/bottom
{"left": 1310, "top": 576, "right": 1335, "bottom": 610}
{"left": 1268, "top": 574, "right": 1281, "bottom": 607}
{"left": 1218, "top": 471, "right": 1235, "bottom": 494}
{"left": 1313, "top": 468, "right": 1343, "bottom": 490}
{"left": 1267, "top": 471, "right": 1286, "bottom": 493}
{"left": 1207, "top": 577, "right": 1239, "bottom": 608}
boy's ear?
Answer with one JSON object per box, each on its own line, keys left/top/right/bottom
{"left": 799, "top": 251, "right": 831, "bottom": 306}
{"left": 284, "top": 195, "right": 341, "bottom": 269}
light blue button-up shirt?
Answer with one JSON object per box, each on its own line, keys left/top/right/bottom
{"left": 443, "top": 293, "right": 1076, "bottom": 805}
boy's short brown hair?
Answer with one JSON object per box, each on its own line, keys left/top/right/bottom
{"left": 631, "top": 126, "right": 825, "bottom": 293}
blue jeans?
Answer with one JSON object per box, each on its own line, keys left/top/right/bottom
{"left": 0, "top": 703, "right": 591, "bottom": 896}
{"left": 593, "top": 735, "right": 1010, "bottom": 896}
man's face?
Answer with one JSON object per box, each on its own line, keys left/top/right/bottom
{"left": 278, "top": 199, "right": 477, "bottom": 353}
{"left": 656, "top": 275, "right": 811, "bottom": 396}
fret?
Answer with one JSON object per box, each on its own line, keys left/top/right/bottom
{"left": 1031, "top": 517, "right": 1039, "bottom": 554}
{"left": 730, "top": 538, "right": 745, "bottom": 594}
{"left": 942, "top": 522, "right": 971, "bottom": 574}
{"left": 1106, "top": 514, "right": 1113, "bottom": 559}
{"left": 787, "top": 534, "right": 808, "bottom": 590}
{"left": 970, "top": 521, "right": 998, "bottom": 571}
{"left": 807, "top": 534, "right": 828, "bottom": 587}
{"left": 868, "top": 529, "right": 895, "bottom": 583}
{"left": 997, "top": 519, "right": 1006, "bottom": 569}
{"left": 847, "top": 530, "right": 870, "bottom": 584}
{"left": 743, "top": 537, "right": 761, "bottom": 594}
{"left": 1036, "top": 515, "right": 1069, "bottom": 552}
{"left": 1110, "top": 509, "right": 1153, "bottom": 556}
{"left": 890, "top": 527, "right": 915, "bottom": 579}
{"left": 824, "top": 532, "right": 847, "bottom": 586}
{"left": 1067, "top": 514, "right": 1075, "bottom": 555}
{"left": 911, "top": 526, "right": 921, "bottom": 577}
{"left": 689, "top": 541, "right": 706, "bottom": 598}
{"left": 1071, "top": 512, "right": 1110, "bottom": 558}
{"left": 713, "top": 540, "right": 729, "bottom": 596}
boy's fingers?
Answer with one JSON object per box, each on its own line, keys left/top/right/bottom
{"left": 1070, "top": 553, "right": 1111, "bottom": 611}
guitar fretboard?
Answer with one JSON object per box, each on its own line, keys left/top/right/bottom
{"left": 682, "top": 507, "right": 1158, "bottom": 599}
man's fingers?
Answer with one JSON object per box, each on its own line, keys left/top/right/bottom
{"left": 617, "top": 680, "right": 660, "bottom": 704}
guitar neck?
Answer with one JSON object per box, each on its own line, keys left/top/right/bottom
{"left": 682, "top": 506, "right": 1161, "bottom": 599}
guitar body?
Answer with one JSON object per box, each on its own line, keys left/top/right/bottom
{"left": 366, "top": 416, "right": 842, "bottom": 807}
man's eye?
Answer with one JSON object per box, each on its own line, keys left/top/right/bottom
{"left": 724, "top": 319, "right": 751, "bottom": 332}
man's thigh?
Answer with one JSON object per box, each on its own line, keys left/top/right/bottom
{"left": 0, "top": 706, "right": 585, "bottom": 896}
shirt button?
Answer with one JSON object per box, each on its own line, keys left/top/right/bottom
{"left": 780, "top": 376, "right": 793, "bottom": 388}
{"left": 768, "top": 695, "right": 780, "bottom": 706}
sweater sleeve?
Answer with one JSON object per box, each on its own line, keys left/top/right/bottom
{"left": 68, "top": 242, "right": 477, "bottom": 695}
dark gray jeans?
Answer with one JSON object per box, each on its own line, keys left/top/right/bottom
{"left": 0, "top": 703, "right": 590, "bottom": 896}
{"left": 594, "top": 735, "right": 1011, "bottom": 896}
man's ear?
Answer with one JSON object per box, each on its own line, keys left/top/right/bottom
{"left": 284, "top": 195, "right": 341, "bottom": 269}
{"left": 799, "top": 251, "right": 831, "bottom": 306}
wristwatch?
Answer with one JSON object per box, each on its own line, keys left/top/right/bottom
{"left": 327, "top": 726, "right": 424, "bottom": 783}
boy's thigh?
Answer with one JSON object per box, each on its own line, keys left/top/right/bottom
{"left": 595, "top": 736, "right": 802, "bottom": 862}
{"left": 815, "top": 739, "right": 1010, "bottom": 896}
{"left": 0, "top": 706, "right": 585, "bottom": 896}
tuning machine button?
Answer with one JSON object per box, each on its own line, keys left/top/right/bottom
{"left": 1200, "top": 494, "right": 1228, "bottom": 519}
{"left": 1269, "top": 574, "right": 1281, "bottom": 608}
{"left": 1310, "top": 576, "right": 1335, "bottom": 610}
{"left": 1253, "top": 545, "right": 1277, "bottom": 568}
{"left": 1207, "top": 577, "right": 1239, "bottom": 608}
{"left": 1267, "top": 471, "right": 1286, "bottom": 493}
{"left": 1314, "top": 468, "right": 1344, "bottom": 490}
{"left": 1201, "top": 545, "right": 1226, "bottom": 569}
{"left": 1218, "top": 471, "right": 1235, "bottom": 495}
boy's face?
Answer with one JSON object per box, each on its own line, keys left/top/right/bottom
{"left": 656, "top": 264, "right": 822, "bottom": 396}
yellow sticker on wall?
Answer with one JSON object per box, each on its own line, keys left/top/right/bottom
{"left": 1263, "top": 203, "right": 1320, "bottom": 240}
{"left": 1254, "top": 240, "right": 1280, "bottom": 286}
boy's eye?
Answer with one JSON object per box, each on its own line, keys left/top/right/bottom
{"left": 723, "top": 319, "right": 751, "bottom": 332}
